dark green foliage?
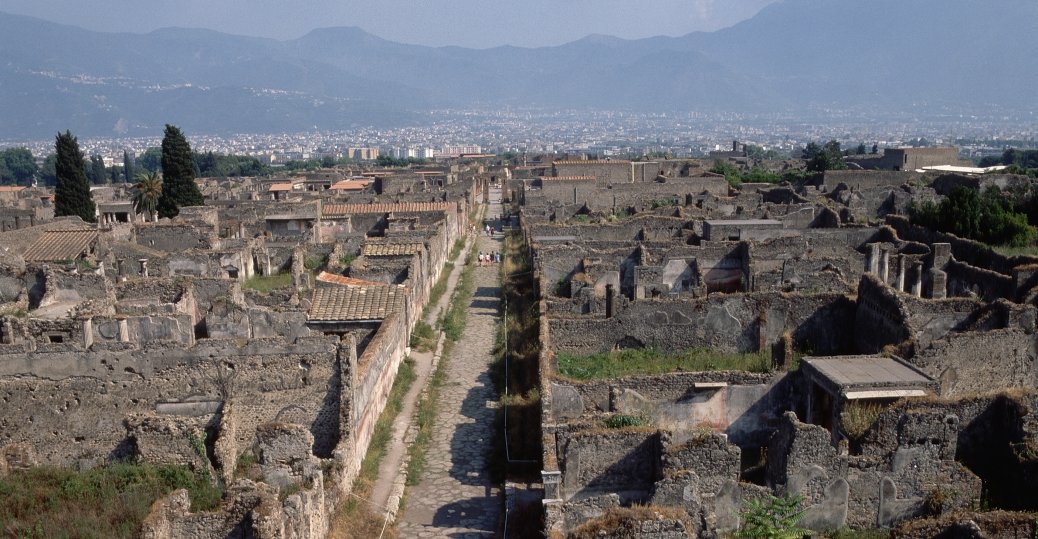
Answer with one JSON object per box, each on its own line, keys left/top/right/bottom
{"left": 89, "top": 154, "right": 106, "bottom": 185}
{"left": 711, "top": 159, "right": 743, "bottom": 187}
{"left": 604, "top": 414, "right": 648, "bottom": 428}
{"left": 736, "top": 494, "right": 809, "bottom": 539}
{"left": 0, "top": 462, "right": 222, "bottom": 538}
{"left": 804, "top": 140, "right": 846, "bottom": 172}
{"left": 123, "top": 150, "right": 134, "bottom": 184}
{"left": 376, "top": 155, "right": 426, "bottom": 167}
{"left": 39, "top": 153, "right": 57, "bottom": 186}
{"left": 711, "top": 160, "right": 794, "bottom": 187}
{"left": 745, "top": 144, "right": 785, "bottom": 160}
{"left": 909, "top": 186, "right": 1033, "bottom": 247}
{"left": 192, "top": 151, "right": 270, "bottom": 177}
{"left": 0, "top": 147, "right": 38, "bottom": 184}
{"left": 136, "top": 147, "right": 162, "bottom": 173}
{"left": 53, "top": 130, "right": 96, "bottom": 222}
{"left": 157, "top": 124, "right": 204, "bottom": 218}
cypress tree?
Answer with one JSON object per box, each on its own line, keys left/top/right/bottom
{"left": 53, "top": 130, "right": 96, "bottom": 223}
{"left": 123, "top": 150, "right": 134, "bottom": 185}
{"left": 156, "top": 124, "right": 204, "bottom": 218}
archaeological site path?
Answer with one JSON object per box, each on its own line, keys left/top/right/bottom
{"left": 397, "top": 188, "right": 504, "bottom": 538}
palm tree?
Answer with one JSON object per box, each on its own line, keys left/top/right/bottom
{"left": 133, "top": 171, "right": 163, "bottom": 222}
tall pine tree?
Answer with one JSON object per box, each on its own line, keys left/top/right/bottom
{"left": 123, "top": 150, "right": 134, "bottom": 185}
{"left": 156, "top": 124, "right": 204, "bottom": 218}
{"left": 54, "top": 131, "right": 96, "bottom": 223}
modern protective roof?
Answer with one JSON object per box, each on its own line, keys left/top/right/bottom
{"left": 802, "top": 355, "right": 934, "bottom": 391}
{"left": 322, "top": 202, "right": 453, "bottom": 217}
{"left": 23, "top": 229, "right": 98, "bottom": 262}
{"left": 309, "top": 285, "right": 403, "bottom": 322}
{"left": 361, "top": 243, "right": 424, "bottom": 257}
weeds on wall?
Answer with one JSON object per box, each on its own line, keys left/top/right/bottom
{"left": 556, "top": 348, "right": 771, "bottom": 380}
{"left": 839, "top": 401, "right": 887, "bottom": 442}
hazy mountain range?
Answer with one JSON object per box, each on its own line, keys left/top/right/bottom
{"left": 1, "top": 0, "right": 1035, "bottom": 139}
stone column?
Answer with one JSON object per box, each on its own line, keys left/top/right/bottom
{"left": 911, "top": 262, "right": 923, "bottom": 298}
{"left": 1, "top": 319, "right": 13, "bottom": 344}
{"left": 929, "top": 269, "right": 948, "bottom": 299}
{"left": 866, "top": 243, "right": 879, "bottom": 275}
{"left": 116, "top": 315, "right": 129, "bottom": 342}
{"left": 896, "top": 255, "right": 907, "bottom": 292}
{"left": 879, "top": 248, "right": 890, "bottom": 284}
{"left": 605, "top": 284, "right": 615, "bottom": 319}
{"left": 138, "top": 258, "right": 149, "bottom": 278}
{"left": 81, "top": 317, "right": 93, "bottom": 349}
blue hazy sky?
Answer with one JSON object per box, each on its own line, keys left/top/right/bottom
{"left": 0, "top": 0, "right": 779, "bottom": 48}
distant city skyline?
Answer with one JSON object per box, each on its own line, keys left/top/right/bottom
{"left": 0, "top": 0, "right": 779, "bottom": 48}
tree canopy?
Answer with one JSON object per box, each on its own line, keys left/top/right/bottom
{"left": 909, "top": 186, "right": 1033, "bottom": 247}
{"left": 156, "top": 125, "right": 204, "bottom": 218}
{"left": 89, "top": 155, "right": 106, "bottom": 185}
{"left": 53, "top": 131, "right": 96, "bottom": 223}
{"left": 803, "top": 140, "right": 846, "bottom": 172}
{"left": 192, "top": 151, "right": 270, "bottom": 177}
{"left": 0, "top": 147, "right": 38, "bottom": 184}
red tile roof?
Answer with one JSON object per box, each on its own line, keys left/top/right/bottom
{"left": 316, "top": 271, "right": 387, "bottom": 287}
{"left": 322, "top": 202, "right": 453, "bottom": 217}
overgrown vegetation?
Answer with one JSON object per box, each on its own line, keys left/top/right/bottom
{"left": 710, "top": 159, "right": 812, "bottom": 188}
{"left": 327, "top": 357, "right": 417, "bottom": 539}
{"left": 438, "top": 249, "right": 476, "bottom": 341}
{"left": 489, "top": 229, "right": 543, "bottom": 483}
{"left": 604, "top": 414, "right": 649, "bottom": 429}
{"left": 909, "top": 185, "right": 1033, "bottom": 247}
{"left": 736, "top": 494, "right": 809, "bottom": 539}
{"left": 556, "top": 347, "right": 771, "bottom": 380}
{"left": 303, "top": 253, "right": 328, "bottom": 271}
{"left": 338, "top": 253, "right": 357, "bottom": 268}
{"left": 242, "top": 272, "right": 292, "bottom": 293}
{"left": 0, "top": 462, "right": 222, "bottom": 538}
{"left": 839, "top": 401, "right": 887, "bottom": 441}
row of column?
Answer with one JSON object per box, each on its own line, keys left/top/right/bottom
{"left": 865, "top": 243, "right": 946, "bottom": 299}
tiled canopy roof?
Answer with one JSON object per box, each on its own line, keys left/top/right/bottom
{"left": 315, "top": 271, "right": 386, "bottom": 287}
{"left": 361, "top": 243, "right": 424, "bottom": 257}
{"left": 23, "top": 229, "right": 98, "bottom": 262}
{"left": 322, "top": 202, "right": 453, "bottom": 218}
{"left": 309, "top": 285, "right": 403, "bottom": 322}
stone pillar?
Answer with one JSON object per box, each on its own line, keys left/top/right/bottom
{"left": 605, "top": 284, "right": 615, "bottom": 319}
{"left": 896, "top": 255, "right": 907, "bottom": 292}
{"left": 928, "top": 269, "right": 948, "bottom": 299}
{"left": 912, "top": 262, "right": 923, "bottom": 298}
{"left": 238, "top": 222, "right": 245, "bottom": 239}
{"left": 1, "top": 319, "right": 13, "bottom": 344}
{"left": 116, "top": 315, "right": 129, "bottom": 342}
{"left": 138, "top": 258, "right": 149, "bottom": 278}
{"left": 116, "top": 259, "right": 125, "bottom": 280}
{"left": 81, "top": 317, "right": 93, "bottom": 349}
{"left": 879, "top": 248, "right": 890, "bottom": 284}
{"left": 866, "top": 243, "right": 879, "bottom": 275}
{"left": 933, "top": 242, "right": 952, "bottom": 268}
{"left": 542, "top": 470, "right": 563, "bottom": 501}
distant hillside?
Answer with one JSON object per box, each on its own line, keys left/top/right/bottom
{"left": 0, "top": 0, "right": 1034, "bottom": 139}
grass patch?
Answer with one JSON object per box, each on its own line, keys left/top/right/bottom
{"left": 407, "top": 340, "right": 451, "bottom": 485}
{"left": 438, "top": 249, "right": 476, "bottom": 341}
{"left": 0, "top": 462, "right": 222, "bottom": 538}
{"left": 604, "top": 414, "right": 649, "bottom": 429}
{"left": 328, "top": 357, "right": 417, "bottom": 539}
{"left": 556, "top": 347, "right": 771, "bottom": 380}
{"left": 242, "top": 272, "right": 292, "bottom": 294}
{"left": 409, "top": 321, "right": 437, "bottom": 352}
{"left": 427, "top": 262, "right": 454, "bottom": 310}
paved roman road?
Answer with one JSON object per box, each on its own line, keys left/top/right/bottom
{"left": 398, "top": 188, "right": 504, "bottom": 538}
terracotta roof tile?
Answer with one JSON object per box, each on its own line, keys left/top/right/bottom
{"left": 330, "top": 180, "right": 373, "bottom": 191}
{"left": 553, "top": 160, "right": 631, "bottom": 165}
{"left": 23, "top": 229, "right": 98, "bottom": 262}
{"left": 309, "top": 285, "right": 403, "bottom": 321}
{"left": 539, "top": 176, "right": 596, "bottom": 182}
{"left": 322, "top": 202, "right": 453, "bottom": 217}
{"left": 361, "top": 242, "right": 424, "bottom": 257}
{"left": 316, "top": 271, "right": 387, "bottom": 287}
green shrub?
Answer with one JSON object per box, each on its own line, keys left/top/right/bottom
{"left": 736, "top": 494, "right": 809, "bottom": 539}
{"left": 242, "top": 272, "right": 292, "bottom": 293}
{"left": 604, "top": 414, "right": 648, "bottom": 429}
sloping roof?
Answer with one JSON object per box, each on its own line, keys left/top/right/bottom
{"left": 309, "top": 285, "right": 403, "bottom": 322}
{"left": 802, "top": 355, "right": 934, "bottom": 389}
{"left": 268, "top": 183, "right": 294, "bottom": 192}
{"left": 23, "top": 229, "right": 98, "bottom": 262}
{"left": 361, "top": 242, "right": 424, "bottom": 257}
{"left": 316, "top": 271, "right": 387, "bottom": 287}
{"left": 539, "top": 176, "right": 596, "bottom": 182}
{"left": 330, "top": 180, "right": 373, "bottom": 191}
{"left": 553, "top": 160, "right": 631, "bottom": 165}
{"left": 0, "top": 186, "right": 26, "bottom": 193}
{"left": 322, "top": 202, "right": 453, "bottom": 217}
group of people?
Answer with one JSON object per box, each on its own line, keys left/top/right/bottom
{"left": 469, "top": 223, "right": 500, "bottom": 237}
{"left": 478, "top": 251, "right": 500, "bottom": 266}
